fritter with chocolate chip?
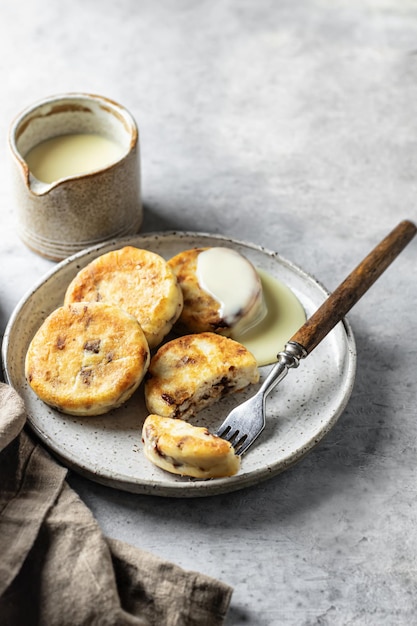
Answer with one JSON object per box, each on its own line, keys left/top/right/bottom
{"left": 142, "top": 413, "right": 240, "bottom": 478}
{"left": 144, "top": 332, "right": 259, "bottom": 420}
{"left": 64, "top": 246, "right": 183, "bottom": 348}
{"left": 25, "top": 302, "right": 150, "bottom": 416}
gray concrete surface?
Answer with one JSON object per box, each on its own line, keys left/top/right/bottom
{"left": 1, "top": 1, "right": 416, "bottom": 623}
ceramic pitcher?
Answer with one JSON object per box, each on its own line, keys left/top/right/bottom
{"left": 9, "top": 93, "right": 142, "bottom": 261}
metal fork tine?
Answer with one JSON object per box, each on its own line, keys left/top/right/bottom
{"left": 226, "top": 431, "right": 239, "bottom": 446}
{"left": 231, "top": 433, "right": 248, "bottom": 451}
{"left": 235, "top": 432, "right": 260, "bottom": 456}
{"left": 216, "top": 424, "right": 231, "bottom": 440}
{"left": 219, "top": 425, "right": 248, "bottom": 455}
{"left": 222, "top": 428, "right": 241, "bottom": 447}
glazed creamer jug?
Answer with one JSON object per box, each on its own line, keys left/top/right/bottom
{"left": 9, "top": 93, "right": 142, "bottom": 260}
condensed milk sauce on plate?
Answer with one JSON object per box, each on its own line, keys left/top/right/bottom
{"left": 196, "top": 247, "right": 306, "bottom": 366}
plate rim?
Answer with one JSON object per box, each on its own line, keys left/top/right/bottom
{"left": 2, "top": 230, "right": 357, "bottom": 497}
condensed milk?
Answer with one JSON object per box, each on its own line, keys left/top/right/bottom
{"left": 238, "top": 268, "right": 306, "bottom": 366}
{"left": 196, "top": 247, "right": 266, "bottom": 336}
{"left": 196, "top": 247, "right": 306, "bottom": 366}
{"left": 25, "top": 133, "right": 126, "bottom": 184}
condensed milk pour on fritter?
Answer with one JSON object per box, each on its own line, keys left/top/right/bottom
{"left": 196, "top": 247, "right": 306, "bottom": 366}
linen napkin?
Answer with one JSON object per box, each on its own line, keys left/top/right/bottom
{"left": 0, "top": 382, "right": 233, "bottom": 625}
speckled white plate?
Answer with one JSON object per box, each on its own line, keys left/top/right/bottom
{"left": 2, "top": 232, "right": 356, "bottom": 497}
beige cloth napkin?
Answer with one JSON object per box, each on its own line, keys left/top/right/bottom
{"left": 0, "top": 383, "right": 232, "bottom": 625}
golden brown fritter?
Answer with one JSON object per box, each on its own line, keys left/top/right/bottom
{"left": 64, "top": 246, "right": 183, "bottom": 348}
{"left": 142, "top": 413, "right": 240, "bottom": 478}
{"left": 145, "top": 332, "right": 259, "bottom": 420}
{"left": 25, "top": 302, "right": 150, "bottom": 416}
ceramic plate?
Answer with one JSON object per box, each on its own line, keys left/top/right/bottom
{"left": 2, "top": 232, "right": 356, "bottom": 497}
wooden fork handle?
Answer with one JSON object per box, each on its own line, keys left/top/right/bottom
{"left": 290, "top": 219, "right": 417, "bottom": 355}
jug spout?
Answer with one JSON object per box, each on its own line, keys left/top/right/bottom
{"left": 27, "top": 173, "right": 55, "bottom": 196}
{"left": 9, "top": 133, "right": 55, "bottom": 196}
{"left": 11, "top": 154, "right": 55, "bottom": 196}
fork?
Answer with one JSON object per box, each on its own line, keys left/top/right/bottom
{"left": 215, "top": 220, "right": 416, "bottom": 456}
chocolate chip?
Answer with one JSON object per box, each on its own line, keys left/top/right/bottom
{"left": 56, "top": 336, "right": 66, "bottom": 350}
{"left": 162, "top": 393, "right": 176, "bottom": 405}
{"left": 80, "top": 367, "right": 93, "bottom": 385}
{"left": 83, "top": 339, "right": 101, "bottom": 353}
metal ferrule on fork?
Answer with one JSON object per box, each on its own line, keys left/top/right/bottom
{"left": 278, "top": 341, "right": 308, "bottom": 367}
{"left": 260, "top": 341, "right": 308, "bottom": 398}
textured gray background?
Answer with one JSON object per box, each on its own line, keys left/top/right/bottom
{"left": 1, "top": 1, "right": 416, "bottom": 624}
